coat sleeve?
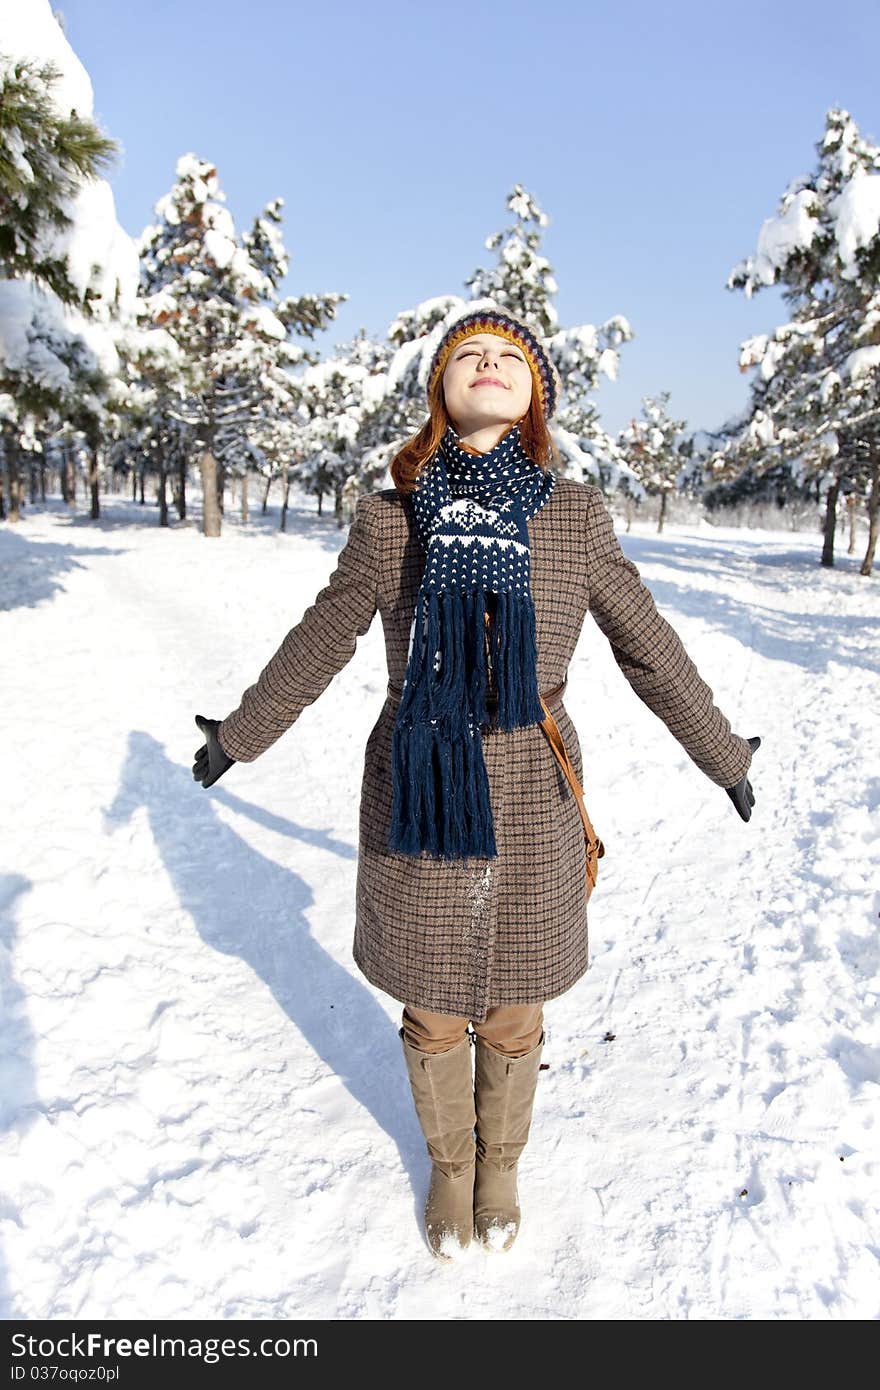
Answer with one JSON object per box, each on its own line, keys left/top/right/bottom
{"left": 217, "top": 495, "right": 379, "bottom": 763}
{"left": 583, "top": 485, "right": 752, "bottom": 789}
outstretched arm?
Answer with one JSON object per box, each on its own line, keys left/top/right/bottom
{"left": 216, "top": 496, "right": 379, "bottom": 764}
{"left": 584, "top": 486, "right": 753, "bottom": 790}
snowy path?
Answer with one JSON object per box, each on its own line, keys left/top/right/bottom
{"left": 1, "top": 496, "right": 878, "bottom": 1320}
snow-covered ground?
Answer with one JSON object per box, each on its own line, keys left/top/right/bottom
{"left": 1, "top": 493, "right": 878, "bottom": 1320}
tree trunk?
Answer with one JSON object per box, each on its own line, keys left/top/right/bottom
{"left": 64, "top": 445, "right": 76, "bottom": 507}
{"left": 157, "top": 467, "right": 167, "bottom": 530}
{"left": 4, "top": 428, "right": 23, "bottom": 522}
{"left": 131, "top": 468, "right": 137, "bottom": 501}
{"left": 280, "top": 472, "right": 290, "bottom": 533}
{"left": 860, "top": 459, "right": 879, "bottom": 578}
{"left": 200, "top": 449, "right": 222, "bottom": 537}
{"left": 241, "top": 471, "right": 249, "bottom": 522}
{"left": 625, "top": 496, "right": 633, "bottom": 533}
{"left": 821, "top": 478, "right": 839, "bottom": 567}
{"left": 138, "top": 467, "right": 146, "bottom": 505}
{"left": 39, "top": 456, "right": 46, "bottom": 502}
{"left": 847, "top": 493, "right": 857, "bottom": 554}
{"left": 657, "top": 490, "right": 667, "bottom": 534}
{"left": 176, "top": 457, "right": 187, "bottom": 520}
{"left": 217, "top": 463, "right": 226, "bottom": 517}
{"left": 88, "top": 441, "right": 101, "bottom": 520}
{"left": 29, "top": 455, "right": 38, "bottom": 504}
{"left": 262, "top": 474, "right": 271, "bottom": 513}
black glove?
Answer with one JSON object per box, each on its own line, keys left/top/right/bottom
{"left": 193, "top": 714, "right": 236, "bottom": 788}
{"left": 725, "top": 736, "right": 761, "bottom": 822}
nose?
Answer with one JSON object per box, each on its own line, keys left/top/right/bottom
{"left": 477, "top": 347, "right": 501, "bottom": 368}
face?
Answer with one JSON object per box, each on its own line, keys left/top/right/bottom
{"left": 441, "top": 332, "right": 533, "bottom": 438}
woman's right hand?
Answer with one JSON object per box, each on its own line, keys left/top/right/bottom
{"left": 725, "top": 735, "right": 761, "bottom": 821}
{"left": 193, "top": 714, "right": 236, "bottom": 788}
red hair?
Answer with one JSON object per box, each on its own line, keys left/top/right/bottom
{"left": 389, "top": 370, "right": 561, "bottom": 494}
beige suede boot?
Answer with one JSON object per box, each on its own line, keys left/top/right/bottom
{"left": 473, "top": 1030, "right": 544, "bottom": 1252}
{"left": 399, "top": 1027, "right": 476, "bottom": 1261}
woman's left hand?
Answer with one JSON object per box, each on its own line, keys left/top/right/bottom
{"left": 725, "top": 736, "right": 761, "bottom": 821}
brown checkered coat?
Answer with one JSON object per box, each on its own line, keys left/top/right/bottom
{"left": 217, "top": 479, "right": 752, "bottom": 1023}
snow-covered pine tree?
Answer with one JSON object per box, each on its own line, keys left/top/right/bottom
{"left": 682, "top": 406, "right": 816, "bottom": 530}
{"left": 0, "top": 35, "right": 135, "bottom": 522}
{"left": 110, "top": 337, "right": 200, "bottom": 527}
{"left": 0, "top": 53, "right": 116, "bottom": 304}
{"left": 725, "top": 107, "right": 880, "bottom": 575}
{"left": 137, "top": 158, "right": 345, "bottom": 537}
{"left": 265, "top": 323, "right": 399, "bottom": 529}
{"left": 384, "top": 294, "right": 464, "bottom": 436}
{"left": 466, "top": 183, "right": 558, "bottom": 335}
{"left": 335, "top": 328, "right": 399, "bottom": 494}
{"left": 235, "top": 196, "right": 350, "bottom": 520}
{"left": 619, "top": 392, "right": 687, "bottom": 532}
{"left": 733, "top": 299, "right": 866, "bottom": 564}
{"left": 371, "top": 188, "right": 636, "bottom": 495}
{"left": 464, "top": 183, "right": 635, "bottom": 489}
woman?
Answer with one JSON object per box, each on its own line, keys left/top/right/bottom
{"left": 193, "top": 306, "right": 760, "bottom": 1263}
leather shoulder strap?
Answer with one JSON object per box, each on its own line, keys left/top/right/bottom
{"left": 538, "top": 697, "right": 605, "bottom": 859}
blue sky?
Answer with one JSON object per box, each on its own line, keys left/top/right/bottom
{"left": 62, "top": 0, "right": 878, "bottom": 438}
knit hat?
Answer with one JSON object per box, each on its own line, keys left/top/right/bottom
{"left": 427, "top": 307, "right": 560, "bottom": 422}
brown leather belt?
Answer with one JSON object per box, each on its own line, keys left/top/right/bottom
{"left": 386, "top": 676, "right": 567, "bottom": 709}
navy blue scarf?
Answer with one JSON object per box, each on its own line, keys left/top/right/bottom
{"left": 388, "top": 421, "right": 556, "bottom": 862}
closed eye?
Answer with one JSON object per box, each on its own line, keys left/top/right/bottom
{"left": 459, "top": 350, "right": 525, "bottom": 361}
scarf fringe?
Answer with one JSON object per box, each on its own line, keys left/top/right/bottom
{"left": 388, "top": 586, "right": 544, "bottom": 860}
{"left": 389, "top": 588, "right": 497, "bottom": 860}
{"left": 491, "top": 589, "right": 546, "bottom": 728}
{"left": 387, "top": 718, "right": 498, "bottom": 861}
